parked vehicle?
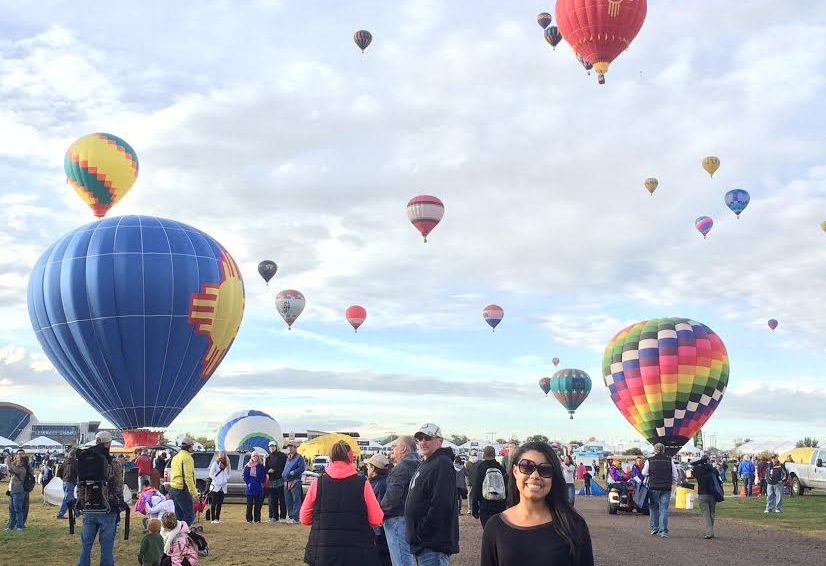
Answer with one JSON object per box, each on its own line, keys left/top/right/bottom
{"left": 786, "top": 449, "right": 826, "bottom": 495}
{"left": 302, "top": 470, "right": 319, "bottom": 496}
{"left": 311, "top": 456, "right": 331, "bottom": 474}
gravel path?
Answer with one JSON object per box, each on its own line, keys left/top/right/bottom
{"left": 451, "top": 495, "right": 826, "bottom": 565}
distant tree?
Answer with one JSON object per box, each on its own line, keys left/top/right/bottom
{"left": 626, "top": 447, "right": 643, "bottom": 456}
{"left": 796, "top": 437, "right": 819, "bottom": 448}
{"left": 508, "top": 437, "right": 521, "bottom": 445}
{"left": 526, "top": 434, "right": 549, "bottom": 443}
{"left": 195, "top": 436, "right": 215, "bottom": 450}
{"left": 449, "top": 435, "right": 469, "bottom": 447}
{"left": 495, "top": 438, "right": 507, "bottom": 445}
{"left": 568, "top": 440, "right": 584, "bottom": 447}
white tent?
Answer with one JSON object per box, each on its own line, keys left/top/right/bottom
{"left": 736, "top": 440, "right": 795, "bottom": 456}
{"left": 22, "top": 436, "right": 63, "bottom": 449}
{"left": 0, "top": 435, "right": 18, "bottom": 448}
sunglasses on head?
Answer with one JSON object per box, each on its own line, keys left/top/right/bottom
{"left": 517, "top": 459, "right": 555, "bottom": 478}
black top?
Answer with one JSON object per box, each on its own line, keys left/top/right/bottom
{"left": 481, "top": 514, "right": 594, "bottom": 566}
{"left": 404, "top": 447, "right": 460, "bottom": 555}
{"left": 265, "top": 451, "right": 287, "bottom": 482}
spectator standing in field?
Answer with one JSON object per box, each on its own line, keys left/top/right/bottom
{"left": 265, "top": 440, "right": 287, "bottom": 522}
{"left": 153, "top": 451, "right": 167, "bottom": 475}
{"left": 243, "top": 451, "right": 266, "bottom": 524}
{"left": 454, "top": 455, "right": 469, "bottom": 514}
{"left": 480, "top": 441, "right": 594, "bottom": 566}
{"left": 4, "top": 449, "right": 29, "bottom": 531}
{"left": 757, "top": 456, "right": 769, "bottom": 496}
{"left": 57, "top": 449, "right": 77, "bottom": 520}
{"left": 730, "top": 465, "right": 739, "bottom": 496}
{"left": 168, "top": 436, "right": 197, "bottom": 526}
{"left": 642, "top": 443, "right": 679, "bottom": 538}
{"left": 366, "top": 453, "right": 392, "bottom": 566}
{"left": 208, "top": 452, "right": 229, "bottom": 524}
{"left": 282, "top": 441, "right": 306, "bottom": 524}
{"left": 737, "top": 456, "right": 756, "bottom": 497}
{"left": 691, "top": 456, "right": 720, "bottom": 539}
{"left": 561, "top": 455, "right": 577, "bottom": 506}
{"left": 471, "top": 446, "right": 507, "bottom": 527}
{"left": 583, "top": 469, "right": 592, "bottom": 496}
{"left": 765, "top": 454, "right": 788, "bottom": 514}
{"left": 135, "top": 449, "right": 152, "bottom": 489}
{"left": 464, "top": 451, "right": 480, "bottom": 516}
{"left": 380, "top": 435, "right": 420, "bottom": 566}
{"left": 501, "top": 441, "right": 518, "bottom": 476}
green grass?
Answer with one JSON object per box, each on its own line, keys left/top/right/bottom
{"left": 713, "top": 491, "right": 826, "bottom": 538}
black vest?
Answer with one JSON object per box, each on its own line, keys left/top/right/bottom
{"left": 647, "top": 454, "right": 673, "bottom": 492}
{"left": 304, "top": 473, "right": 380, "bottom": 566}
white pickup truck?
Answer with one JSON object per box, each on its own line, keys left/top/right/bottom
{"left": 786, "top": 448, "right": 826, "bottom": 495}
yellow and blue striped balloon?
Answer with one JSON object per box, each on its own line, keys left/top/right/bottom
{"left": 64, "top": 133, "right": 139, "bottom": 218}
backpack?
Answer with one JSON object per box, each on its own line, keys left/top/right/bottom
{"left": 23, "top": 467, "right": 36, "bottom": 492}
{"left": 75, "top": 447, "right": 119, "bottom": 513}
{"left": 188, "top": 530, "right": 209, "bottom": 557}
{"left": 482, "top": 467, "right": 506, "bottom": 501}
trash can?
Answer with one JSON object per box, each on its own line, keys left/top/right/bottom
{"left": 675, "top": 485, "right": 695, "bottom": 509}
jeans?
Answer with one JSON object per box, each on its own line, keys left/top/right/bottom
{"left": 170, "top": 487, "right": 195, "bottom": 526}
{"left": 648, "top": 490, "right": 671, "bottom": 534}
{"left": 566, "top": 483, "right": 576, "bottom": 506}
{"left": 268, "top": 485, "right": 286, "bottom": 519}
{"left": 584, "top": 482, "right": 591, "bottom": 496}
{"left": 7, "top": 491, "right": 24, "bottom": 529}
{"left": 415, "top": 548, "right": 449, "bottom": 566}
{"left": 58, "top": 481, "right": 76, "bottom": 518}
{"left": 285, "top": 482, "right": 302, "bottom": 521}
{"left": 77, "top": 511, "right": 117, "bottom": 566}
{"left": 743, "top": 474, "right": 754, "bottom": 496}
{"left": 759, "top": 478, "right": 767, "bottom": 496}
{"left": 210, "top": 490, "right": 225, "bottom": 521}
{"left": 766, "top": 483, "right": 784, "bottom": 511}
{"left": 698, "top": 494, "right": 716, "bottom": 537}
{"left": 246, "top": 495, "right": 263, "bottom": 522}
{"left": 384, "top": 516, "right": 415, "bottom": 566}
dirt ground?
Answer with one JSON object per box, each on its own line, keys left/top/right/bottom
{"left": 452, "top": 495, "right": 826, "bottom": 565}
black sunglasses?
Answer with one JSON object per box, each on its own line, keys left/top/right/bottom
{"left": 517, "top": 459, "right": 554, "bottom": 478}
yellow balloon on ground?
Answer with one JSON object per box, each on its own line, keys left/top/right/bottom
{"left": 644, "top": 177, "right": 658, "bottom": 195}
{"left": 702, "top": 156, "right": 720, "bottom": 177}
{"left": 297, "top": 433, "right": 361, "bottom": 460}
{"left": 64, "top": 133, "right": 139, "bottom": 218}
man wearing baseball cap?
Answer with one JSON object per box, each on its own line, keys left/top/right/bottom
{"left": 169, "top": 436, "right": 197, "bottom": 527}
{"left": 266, "top": 439, "right": 287, "bottom": 522}
{"left": 404, "top": 424, "right": 459, "bottom": 564}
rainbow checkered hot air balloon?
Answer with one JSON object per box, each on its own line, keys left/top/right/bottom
{"left": 64, "top": 133, "right": 139, "bottom": 218}
{"left": 550, "top": 369, "right": 592, "bottom": 419}
{"left": 602, "top": 318, "right": 730, "bottom": 456}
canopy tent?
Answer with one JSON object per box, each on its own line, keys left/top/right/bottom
{"left": 22, "top": 436, "right": 63, "bottom": 449}
{"left": 0, "top": 435, "right": 19, "bottom": 448}
{"left": 736, "top": 440, "right": 795, "bottom": 456}
{"left": 298, "top": 433, "right": 361, "bottom": 460}
{"left": 777, "top": 447, "right": 815, "bottom": 465}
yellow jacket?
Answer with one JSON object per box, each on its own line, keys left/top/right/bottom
{"left": 169, "top": 450, "right": 196, "bottom": 494}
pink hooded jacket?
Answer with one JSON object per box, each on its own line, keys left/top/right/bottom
{"left": 161, "top": 520, "right": 199, "bottom": 566}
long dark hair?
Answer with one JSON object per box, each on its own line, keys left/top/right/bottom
{"left": 506, "top": 442, "right": 590, "bottom": 564}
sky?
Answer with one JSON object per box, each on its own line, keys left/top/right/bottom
{"left": 1, "top": 1, "right": 826, "bottom": 449}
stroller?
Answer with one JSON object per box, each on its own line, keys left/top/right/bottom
{"left": 192, "top": 492, "right": 209, "bottom": 524}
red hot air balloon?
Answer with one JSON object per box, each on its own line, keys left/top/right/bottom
{"left": 552, "top": 357, "right": 560, "bottom": 367}
{"left": 555, "top": 0, "right": 647, "bottom": 84}
{"left": 346, "top": 305, "right": 367, "bottom": 333}
{"left": 767, "top": 319, "right": 778, "bottom": 331}
{"left": 407, "top": 195, "right": 444, "bottom": 243}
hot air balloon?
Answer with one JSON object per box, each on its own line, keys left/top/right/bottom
{"left": 724, "top": 189, "right": 750, "bottom": 219}
{"left": 539, "top": 377, "right": 551, "bottom": 396}
{"left": 276, "top": 290, "right": 305, "bottom": 329}
{"left": 768, "top": 319, "right": 778, "bottom": 331}
{"left": 537, "top": 12, "right": 553, "bottom": 29}
{"left": 216, "top": 410, "right": 283, "bottom": 452}
{"left": 354, "top": 30, "right": 372, "bottom": 53}
{"left": 821, "top": 221, "right": 826, "bottom": 234}
{"left": 258, "top": 260, "right": 277, "bottom": 285}
{"left": 550, "top": 368, "right": 592, "bottom": 419}
{"left": 483, "top": 304, "right": 504, "bottom": 331}
{"left": 576, "top": 54, "right": 593, "bottom": 74}
{"left": 407, "top": 195, "right": 444, "bottom": 243}
{"left": 602, "top": 317, "right": 730, "bottom": 456}
{"left": 552, "top": 357, "right": 560, "bottom": 367}
{"left": 346, "top": 305, "right": 367, "bottom": 333}
{"left": 555, "top": 0, "right": 647, "bottom": 84}
{"left": 695, "top": 216, "right": 713, "bottom": 239}
{"left": 64, "top": 133, "right": 139, "bottom": 218}
{"left": 544, "top": 26, "right": 562, "bottom": 50}
{"left": 644, "top": 178, "right": 658, "bottom": 196}
{"left": 27, "top": 216, "right": 245, "bottom": 431}
{"left": 702, "top": 156, "right": 720, "bottom": 177}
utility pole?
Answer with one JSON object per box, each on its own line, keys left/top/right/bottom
{"left": 485, "top": 432, "right": 496, "bottom": 443}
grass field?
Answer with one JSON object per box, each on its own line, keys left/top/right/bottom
{"left": 713, "top": 491, "right": 826, "bottom": 538}
{"left": 0, "top": 491, "right": 309, "bottom": 565}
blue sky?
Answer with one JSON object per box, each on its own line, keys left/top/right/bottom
{"left": 1, "top": 1, "right": 826, "bottom": 448}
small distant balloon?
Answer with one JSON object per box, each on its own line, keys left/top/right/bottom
{"left": 276, "top": 290, "right": 305, "bottom": 330}
{"left": 258, "top": 260, "right": 277, "bottom": 285}
{"left": 407, "top": 195, "right": 444, "bottom": 243}
{"left": 539, "top": 377, "right": 551, "bottom": 395}
{"left": 483, "top": 305, "right": 504, "bottom": 332}
{"left": 354, "top": 30, "right": 373, "bottom": 53}
{"left": 346, "top": 305, "right": 367, "bottom": 333}
{"left": 724, "top": 189, "right": 750, "bottom": 219}
{"left": 644, "top": 178, "right": 658, "bottom": 196}
{"left": 695, "top": 216, "right": 713, "bottom": 239}
{"left": 576, "top": 54, "right": 593, "bottom": 74}
{"left": 552, "top": 357, "right": 560, "bottom": 367}
{"left": 544, "top": 26, "right": 562, "bottom": 50}
{"left": 537, "top": 12, "right": 553, "bottom": 29}
{"left": 820, "top": 221, "right": 826, "bottom": 234}
{"left": 768, "top": 319, "right": 778, "bottom": 331}
{"left": 702, "top": 156, "right": 720, "bottom": 178}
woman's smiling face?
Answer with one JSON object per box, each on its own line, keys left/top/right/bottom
{"left": 514, "top": 449, "right": 553, "bottom": 501}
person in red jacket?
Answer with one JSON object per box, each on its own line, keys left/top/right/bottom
{"left": 135, "top": 449, "right": 153, "bottom": 488}
{"left": 301, "top": 441, "right": 384, "bottom": 565}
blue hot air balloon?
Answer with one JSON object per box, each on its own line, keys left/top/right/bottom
{"left": 724, "top": 189, "right": 750, "bottom": 219}
{"left": 27, "top": 216, "right": 246, "bottom": 430}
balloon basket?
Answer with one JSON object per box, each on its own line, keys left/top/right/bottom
{"left": 122, "top": 429, "right": 163, "bottom": 449}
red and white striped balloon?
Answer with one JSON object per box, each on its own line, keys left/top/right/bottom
{"left": 346, "top": 305, "right": 367, "bottom": 333}
{"left": 407, "top": 195, "right": 444, "bottom": 242}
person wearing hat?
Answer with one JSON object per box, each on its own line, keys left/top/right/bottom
{"left": 366, "top": 453, "right": 392, "bottom": 566}
{"left": 76, "top": 430, "right": 124, "bottom": 566}
{"left": 282, "top": 440, "right": 306, "bottom": 524}
{"left": 404, "top": 423, "right": 460, "bottom": 564}
{"left": 265, "top": 440, "right": 287, "bottom": 522}
{"left": 464, "top": 450, "right": 480, "bottom": 516}
{"left": 168, "top": 436, "right": 197, "bottom": 527}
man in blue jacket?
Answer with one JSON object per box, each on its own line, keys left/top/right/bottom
{"left": 737, "top": 456, "right": 756, "bottom": 497}
{"left": 282, "top": 441, "right": 305, "bottom": 523}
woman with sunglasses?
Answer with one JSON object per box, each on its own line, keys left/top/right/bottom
{"left": 481, "top": 442, "right": 594, "bottom": 566}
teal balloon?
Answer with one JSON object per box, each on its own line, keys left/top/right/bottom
{"left": 550, "top": 368, "right": 592, "bottom": 419}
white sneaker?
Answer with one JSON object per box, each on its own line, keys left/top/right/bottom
{"left": 764, "top": 510, "right": 770, "bottom": 513}
{"left": 775, "top": 510, "right": 782, "bottom": 513}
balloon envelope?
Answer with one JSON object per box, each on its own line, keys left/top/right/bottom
{"left": 552, "top": 357, "right": 560, "bottom": 367}
{"left": 537, "top": 12, "right": 552, "bottom": 29}
{"left": 768, "top": 319, "right": 778, "bottom": 331}
{"left": 276, "top": 290, "right": 305, "bottom": 329}
{"left": 27, "top": 216, "right": 245, "bottom": 429}
{"left": 602, "top": 317, "right": 730, "bottom": 456}
{"left": 724, "top": 189, "right": 750, "bottom": 218}
{"left": 544, "top": 26, "right": 563, "bottom": 49}
{"left": 539, "top": 377, "right": 551, "bottom": 395}
{"left": 64, "top": 133, "right": 139, "bottom": 218}
{"left": 216, "top": 410, "right": 282, "bottom": 452}
{"left": 258, "top": 260, "right": 277, "bottom": 284}
{"left": 346, "top": 305, "right": 367, "bottom": 332}
{"left": 483, "top": 304, "right": 504, "bottom": 330}
{"left": 550, "top": 368, "right": 592, "bottom": 419}
{"left": 354, "top": 30, "right": 372, "bottom": 52}
{"left": 644, "top": 178, "right": 658, "bottom": 195}
{"left": 407, "top": 195, "right": 444, "bottom": 242}
{"left": 702, "top": 156, "right": 720, "bottom": 177}
{"left": 695, "top": 216, "right": 713, "bottom": 238}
